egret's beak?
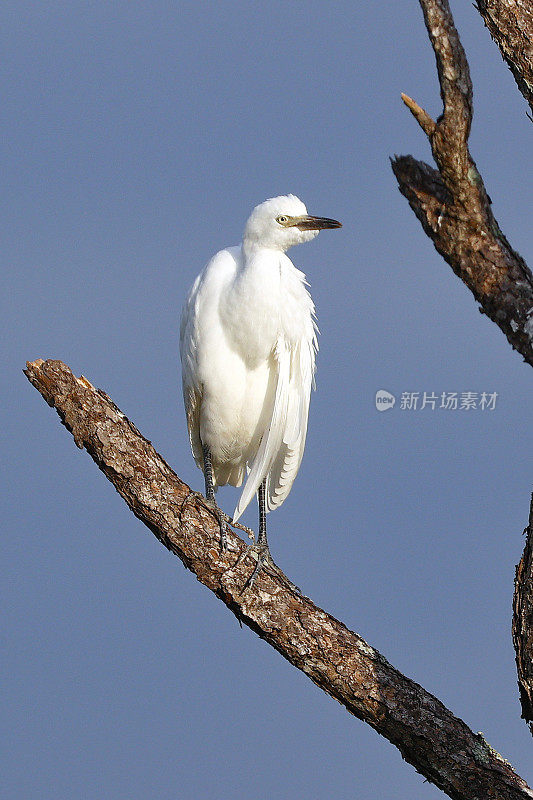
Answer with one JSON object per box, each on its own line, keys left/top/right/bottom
{"left": 292, "top": 215, "right": 342, "bottom": 231}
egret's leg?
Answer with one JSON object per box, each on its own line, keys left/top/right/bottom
{"left": 202, "top": 443, "right": 227, "bottom": 550}
{"left": 202, "top": 443, "right": 216, "bottom": 502}
{"left": 241, "top": 481, "right": 301, "bottom": 594}
{"left": 257, "top": 480, "right": 268, "bottom": 549}
{"left": 244, "top": 480, "right": 271, "bottom": 587}
{"left": 198, "top": 444, "right": 255, "bottom": 545}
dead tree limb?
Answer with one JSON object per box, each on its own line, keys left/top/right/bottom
{"left": 513, "top": 495, "right": 533, "bottom": 734}
{"left": 391, "top": 0, "right": 533, "bottom": 367}
{"left": 475, "top": 0, "right": 533, "bottom": 117}
{"left": 393, "top": 0, "right": 533, "bottom": 736}
{"left": 24, "top": 358, "right": 533, "bottom": 800}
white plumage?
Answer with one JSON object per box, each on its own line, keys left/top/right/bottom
{"left": 179, "top": 194, "right": 341, "bottom": 566}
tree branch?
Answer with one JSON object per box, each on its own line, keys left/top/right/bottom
{"left": 392, "top": 0, "right": 533, "bottom": 367}
{"left": 475, "top": 0, "right": 533, "bottom": 117}
{"left": 513, "top": 494, "right": 533, "bottom": 734}
{"left": 25, "top": 358, "right": 533, "bottom": 800}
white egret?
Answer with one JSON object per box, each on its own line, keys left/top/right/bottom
{"left": 180, "top": 195, "right": 341, "bottom": 584}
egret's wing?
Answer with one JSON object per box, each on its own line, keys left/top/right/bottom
{"left": 179, "top": 273, "right": 204, "bottom": 467}
{"left": 233, "top": 335, "right": 316, "bottom": 522}
{"left": 179, "top": 248, "right": 240, "bottom": 470}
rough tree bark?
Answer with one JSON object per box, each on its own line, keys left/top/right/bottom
{"left": 514, "top": 496, "right": 533, "bottom": 734}
{"left": 24, "top": 358, "right": 533, "bottom": 800}
{"left": 475, "top": 0, "right": 533, "bottom": 116}
{"left": 391, "top": 0, "right": 533, "bottom": 732}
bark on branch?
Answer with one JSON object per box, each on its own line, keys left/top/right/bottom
{"left": 392, "top": 0, "right": 533, "bottom": 367}
{"left": 25, "top": 358, "right": 533, "bottom": 800}
{"left": 475, "top": 0, "right": 533, "bottom": 117}
{"left": 513, "top": 494, "right": 533, "bottom": 733}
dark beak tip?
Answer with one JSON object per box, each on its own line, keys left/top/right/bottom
{"left": 318, "top": 218, "right": 342, "bottom": 230}
{"left": 296, "top": 215, "right": 342, "bottom": 231}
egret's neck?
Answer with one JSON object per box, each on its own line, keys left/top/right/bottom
{"left": 241, "top": 239, "right": 286, "bottom": 263}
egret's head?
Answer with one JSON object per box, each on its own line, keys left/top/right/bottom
{"left": 243, "top": 194, "right": 341, "bottom": 252}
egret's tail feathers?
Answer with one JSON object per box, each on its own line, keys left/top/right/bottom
{"left": 233, "top": 340, "right": 291, "bottom": 522}
{"left": 264, "top": 437, "right": 304, "bottom": 511}
{"left": 265, "top": 343, "right": 311, "bottom": 511}
{"left": 233, "top": 337, "right": 314, "bottom": 522}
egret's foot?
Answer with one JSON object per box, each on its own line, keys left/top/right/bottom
{"left": 189, "top": 491, "right": 255, "bottom": 547}
{"left": 276, "top": 571, "right": 302, "bottom": 597}
{"left": 238, "top": 544, "right": 301, "bottom": 595}
{"left": 207, "top": 504, "right": 256, "bottom": 547}
{"left": 242, "top": 543, "right": 272, "bottom": 589}
{"left": 203, "top": 498, "right": 229, "bottom": 550}
{"left": 230, "top": 518, "right": 256, "bottom": 543}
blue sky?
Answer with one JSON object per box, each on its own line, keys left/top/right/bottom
{"left": 3, "top": 2, "right": 532, "bottom": 798}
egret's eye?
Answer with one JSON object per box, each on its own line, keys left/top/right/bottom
{"left": 276, "top": 215, "right": 289, "bottom": 225}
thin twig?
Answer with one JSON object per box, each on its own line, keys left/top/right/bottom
{"left": 401, "top": 93, "right": 436, "bottom": 136}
